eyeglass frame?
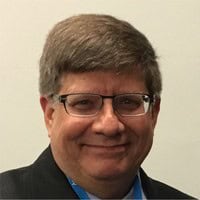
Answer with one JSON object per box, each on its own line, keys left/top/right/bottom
{"left": 52, "top": 92, "right": 156, "bottom": 117}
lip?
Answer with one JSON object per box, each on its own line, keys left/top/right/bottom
{"left": 82, "top": 143, "right": 129, "bottom": 154}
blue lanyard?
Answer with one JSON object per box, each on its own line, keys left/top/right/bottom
{"left": 67, "top": 174, "right": 142, "bottom": 199}
{"left": 133, "top": 175, "right": 143, "bottom": 200}
{"left": 67, "top": 177, "right": 90, "bottom": 199}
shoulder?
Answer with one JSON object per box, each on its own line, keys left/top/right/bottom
{"left": 140, "top": 168, "right": 196, "bottom": 199}
{"left": 0, "top": 146, "right": 78, "bottom": 199}
{"left": 0, "top": 147, "right": 51, "bottom": 198}
{"left": 149, "top": 178, "right": 195, "bottom": 199}
{"left": 0, "top": 165, "right": 32, "bottom": 198}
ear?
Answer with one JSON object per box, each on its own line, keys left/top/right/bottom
{"left": 151, "top": 97, "right": 161, "bottom": 128}
{"left": 40, "top": 96, "right": 55, "bottom": 137}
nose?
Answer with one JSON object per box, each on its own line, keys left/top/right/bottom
{"left": 91, "top": 100, "right": 125, "bottom": 136}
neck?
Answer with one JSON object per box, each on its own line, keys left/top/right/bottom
{"left": 69, "top": 171, "right": 137, "bottom": 199}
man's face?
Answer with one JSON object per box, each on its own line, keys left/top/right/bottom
{"left": 41, "top": 70, "right": 160, "bottom": 183}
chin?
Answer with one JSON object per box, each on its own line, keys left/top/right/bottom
{"left": 83, "top": 160, "right": 133, "bottom": 181}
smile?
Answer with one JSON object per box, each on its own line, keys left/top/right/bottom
{"left": 82, "top": 143, "right": 129, "bottom": 155}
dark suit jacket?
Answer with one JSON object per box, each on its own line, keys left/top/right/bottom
{"left": 0, "top": 146, "right": 195, "bottom": 199}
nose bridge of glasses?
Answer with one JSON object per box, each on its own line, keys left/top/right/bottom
{"left": 100, "top": 95, "right": 116, "bottom": 109}
{"left": 101, "top": 95, "right": 115, "bottom": 100}
{"left": 99, "top": 94, "right": 115, "bottom": 109}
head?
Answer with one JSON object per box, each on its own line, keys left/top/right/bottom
{"left": 39, "top": 14, "right": 162, "bottom": 197}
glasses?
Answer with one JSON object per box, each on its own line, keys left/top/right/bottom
{"left": 53, "top": 93, "right": 155, "bottom": 117}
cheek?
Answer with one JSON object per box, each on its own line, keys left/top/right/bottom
{"left": 50, "top": 113, "right": 92, "bottom": 143}
{"left": 126, "top": 115, "right": 154, "bottom": 134}
{"left": 50, "top": 115, "right": 93, "bottom": 165}
{"left": 139, "top": 119, "right": 154, "bottom": 147}
{"left": 125, "top": 116, "right": 154, "bottom": 151}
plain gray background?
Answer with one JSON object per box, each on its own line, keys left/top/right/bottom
{"left": 0, "top": 0, "right": 199, "bottom": 198}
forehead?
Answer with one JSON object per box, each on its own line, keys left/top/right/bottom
{"left": 59, "top": 70, "right": 147, "bottom": 94}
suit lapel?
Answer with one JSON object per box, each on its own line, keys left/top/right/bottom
{"left": 30, "top": 146, "right": 79, "bottom": 199}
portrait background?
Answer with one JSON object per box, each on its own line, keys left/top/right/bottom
{"left": 0, "top": 0, "right": 199, "bottom": 198}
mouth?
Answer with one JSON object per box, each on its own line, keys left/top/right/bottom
{"left": 82, "top": 143, "right": 130, "bottom": 155}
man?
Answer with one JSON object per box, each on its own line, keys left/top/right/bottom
{"left": 0, "top": 14, "right": 195, "bottom": 199}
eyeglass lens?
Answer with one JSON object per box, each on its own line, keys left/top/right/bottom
{"left": 63, "top": 94, "right": 151, "bottom": 117}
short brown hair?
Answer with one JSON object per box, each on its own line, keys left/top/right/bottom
{"left": 39, "top": 14, "right": 162, "bottom": 97}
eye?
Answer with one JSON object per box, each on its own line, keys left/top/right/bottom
{"left": 121, "top": 98, "right": 135, "bottom": 104}
{"left": 66, "top": 94, "right": 99, "bottom": 112}
{"left": 116, "top": 95, "right": 142, "bottom": 110}
{"left": 70, "top": 99, "right": 94, "bottom": 109}
{"left": 76, "top": 99, "right": 89, "bottom": 105}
